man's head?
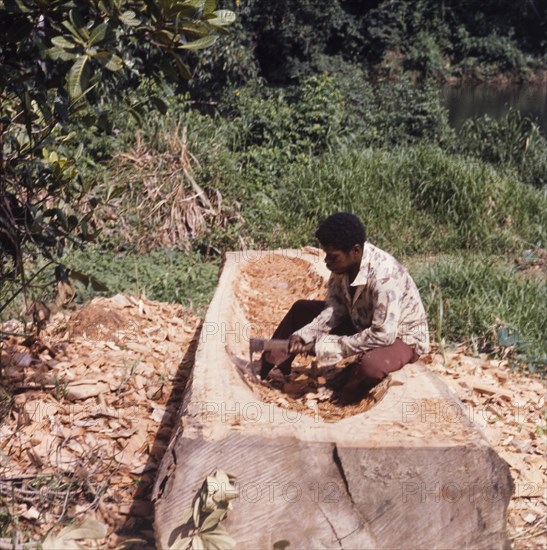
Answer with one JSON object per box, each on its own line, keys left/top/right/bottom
{"left": 315, "top": 212, "right": 366, "bottom": 275}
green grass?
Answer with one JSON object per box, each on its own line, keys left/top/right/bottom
{"left": 64, "top": 247, "right": 220, "bottom": 315}
{"left": 410, "top": 254, "right": 546, "bottom": 372}
{"left": 227, "top": 145, "right": 546, "bottom": 256}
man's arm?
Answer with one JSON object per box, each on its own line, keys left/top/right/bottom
{"left": 292, "top": 276, "right": 348, "bottom": 345}
{"left": 314, "top": 280, "right": 401, "bottom": 365}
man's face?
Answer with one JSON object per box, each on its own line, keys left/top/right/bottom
{"left": 323, "top": 244, "right": 362, "bottom": 274}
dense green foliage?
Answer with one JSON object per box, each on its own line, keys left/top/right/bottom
{"left": 199, "top": 0, "right": 547, "bottom": 89}
{"left": 0, "top": 0, "right": 234, "bottom": 311}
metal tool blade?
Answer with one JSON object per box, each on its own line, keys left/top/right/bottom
{"left": 249, "top": 337, "right": 265, "bottom": 354}
{"left": 226, "top": 347, "right": 261, "bottom": 386}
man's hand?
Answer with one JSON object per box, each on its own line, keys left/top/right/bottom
{"left": 288, "top": 335, "right": 315, "bottom": 355}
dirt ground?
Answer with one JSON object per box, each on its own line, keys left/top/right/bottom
{"left": 0, "top": 253, "right": 545, "bottom": 548}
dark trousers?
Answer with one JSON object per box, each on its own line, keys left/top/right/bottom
{"left": 263, "top": 299, "right": 419, "bottom": 402}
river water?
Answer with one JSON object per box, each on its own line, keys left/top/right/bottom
{"left": 441, "top": 84, "right": 547, "bottom": 135}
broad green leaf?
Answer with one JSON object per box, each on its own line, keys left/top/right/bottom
{"left": 213, "top": 470, "right": 229, "bottom": 485}
{"left": 190, "top": 535, "right": 204, "bottom": 550}
{"left": 104, "top": 53, "right": 124, "bottom": 71}
{"left": 51, "top": 35, "right": 78, "bottom": 49}
{"left": 67, "top": 55, "right": 91, "bottom": 98}
{"left": 42, "top": 518, "right": 107, "bottom": 550}
{"left": 153, "top": 29, "right": 176, "bottom": 46}
{"left": 178, "top": 35, "right": 218, "bottom": 50}
{"left": 204, "top": 0, "right": 217, "bottom": 13}
{"left": 192, "top": 494, "right": 201, "bottom": 527}
{"left": 157, "top": 0, "right": 173, "bottom": 12}
{"left": 209, "top": 470, "right": 238, "bottom": 503}
{"left": 46, "top": 46, "right": 78, "bottom": 61}
{"left": 69, "top": 8, "right": 89, "bottom": 40}
{"left": 62, "top": 20, "right": 87, "bottom": 44}
{"left": 120, "top": 10, "right": 141, "bottom": 26}
{"left": 200, "top": 529, "right": 236, "bottom": 550}
{"left": 201, "top": 480, "right": 216, "bottom": 512}
{"left": 180, "top": 506, "right": 193, "bottom": 525}
{"left": 184, "top": 0, "right": 217, "bottom": 14}
{"left": 176, "top": 21, "right": 210, "bottom": 37}
{"left": 89, "top": 22, "right": 109, "bottom": 46}
{"left": 162, "top": 3, "right": 198, "bottom": 18}
{"left": 199, "top": 509, "right": 226, "bottom": 533}
{"left": 207, "top": 10, "right": 236, "bottom": 26}
{"left": 88, "top": 50, "right": 108, "bottom": 59}
{"left": 170, "top": 51, "right": 192, "bottom": 79}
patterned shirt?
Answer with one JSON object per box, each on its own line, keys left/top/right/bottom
{"left": 295, "top": 242, "right": 430, "bottom": 365}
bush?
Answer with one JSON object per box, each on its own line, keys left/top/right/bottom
{"left": 226, "top": 72, "right": 344, "bottom": 153}
{"left": 406, "top": 31, "right": 444, "bottom": 77}
{"left": 328, "top": 69, "right": 454, "bottom": 147}
{"left": 456, "top": 108, "right": 547, "bottom": 188}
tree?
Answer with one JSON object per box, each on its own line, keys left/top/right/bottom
{"left": 0, "top": 0, "right": 235, "bottom": 317}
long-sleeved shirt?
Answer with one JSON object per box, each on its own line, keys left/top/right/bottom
{"left": 294, "top": 242, "right": 430, "bottom": 365}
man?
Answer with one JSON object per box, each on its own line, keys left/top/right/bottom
{"left": 260, "top": 212, "right": 430, "bottom": 405}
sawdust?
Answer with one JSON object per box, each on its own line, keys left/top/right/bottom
{"left": 234, "top": 252, "right": 328, "bottom": 338}
{"left": 67, "top": 303, "right": 135, "bottom": 339}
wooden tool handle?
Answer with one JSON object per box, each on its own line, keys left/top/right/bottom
{"left": 263, "top": 339, "right": 290, "bottom": 352}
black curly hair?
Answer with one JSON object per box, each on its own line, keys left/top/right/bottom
{"left": 315, "top": 212, "right": 367, "bottom": 252}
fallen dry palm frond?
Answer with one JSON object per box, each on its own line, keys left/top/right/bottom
{"left": 105, "top": 125, "right": 236, "bottom": 252}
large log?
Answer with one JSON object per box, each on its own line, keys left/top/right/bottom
{"left": 153, "top": 250, "right": 513, "bottom": 549}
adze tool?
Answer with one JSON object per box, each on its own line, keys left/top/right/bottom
{"left": 248, "top": 338, "right": 290, "bottom": 365}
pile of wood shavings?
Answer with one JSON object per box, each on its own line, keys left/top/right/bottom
{"left": 0, "top": 294, "right": 200, "bottom": 548}
{"left": 425, "top": 345, "right": 546, "bottom": 549}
